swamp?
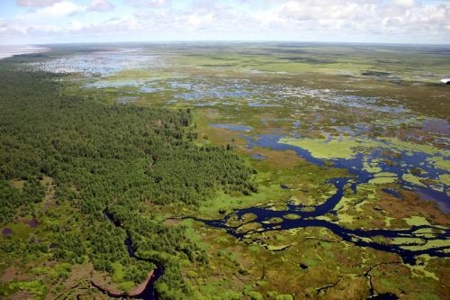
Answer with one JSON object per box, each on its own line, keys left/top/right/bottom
{"left": 0, "top": 42, "right": 450, "bottom": 299}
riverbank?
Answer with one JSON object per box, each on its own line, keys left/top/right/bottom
{"left": 91, "top": 270, "right": 155, "bottom": 297}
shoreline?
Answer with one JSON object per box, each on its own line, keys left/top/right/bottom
{"left": 0, "top": 45, "right": 50, "bottom": 60}
{"left": 90, "top": 269, "right": 155, "bottom": 297}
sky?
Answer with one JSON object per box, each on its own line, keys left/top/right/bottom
{"left": 0, "top": 0, "right": 449, "bottom": 45}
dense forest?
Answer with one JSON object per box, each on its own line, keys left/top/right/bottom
{"left": 0, "top": 59, "right": 256, "bottom": 299}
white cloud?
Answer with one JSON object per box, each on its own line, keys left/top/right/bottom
{"left": 185, "top": 13, "right": 214, "bottom": 28}
{"left": 280, "top": 1, "right": 377, "bottom": 23}
{"left": 394, "top": 0, "right": 415, "bottom": 8}
{"left": 29, "top": 1, "right": 83, "bottom": 18}
{"left": 87, "top": 0, "right": 115, "bottom": 12}
{"left": 126, "top": 0, "right": 170, "bottom": 8}
{"left": 67, "top": 20, "right": 84, "bottom": 31}
{"left": 253, "top": 10, "right": 284, "bottom": 27}
{"left": 2, "top": 0, "right": 450, "bottom": 44}
{"left": 16, "top": 0, "right": 61, "bottom": 8}
{"left": 258, "top": 0, "right": 450, "bottom": 37}
{"left": 15, "top": 0, "right": 116, "bottom": 22}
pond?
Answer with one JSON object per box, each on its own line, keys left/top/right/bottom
{"left": 210, "top": 123, "right": 252, "bottom": 132}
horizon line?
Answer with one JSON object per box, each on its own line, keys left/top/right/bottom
{"left": 2, "top": 40, "right": 450, "bottom": 47}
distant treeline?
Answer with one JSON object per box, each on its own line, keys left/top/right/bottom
{"left": 0, "top": 61, "right": 256, "bottom": 298}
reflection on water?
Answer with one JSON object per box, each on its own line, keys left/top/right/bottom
{"left": 196, "top": 177, "right": 450, "bottom": 265}
{"left": 194, "top": 102, "right": 218, "bottom": 107}
{"left": 423, "top": 118, "right": 450, "bottom": 135}
{"left": 174, "top": 82, "right": 253, "bottom": 101}
{"left": 248, "top": 102, "right": 280, "bottom": 107}
{"left": 381, "top": 188, "right": 403, "bottom": 199}
{"left": 31, "top": 48, "right": 160, "bottom": 76}
{"left": 247, "top": 134, "right": 450, "bottom": 212}
{"left": 196, "top": 134, "right": 450, "bottom": 264}
{"left": 210, "top": 123, "right": 252, "bottom": 132}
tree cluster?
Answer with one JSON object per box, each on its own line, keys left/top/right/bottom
{"left": 0, "top": 60, "right": 256, "bottom": 298}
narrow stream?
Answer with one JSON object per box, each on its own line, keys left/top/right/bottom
{"left": 94, "top": 210, "right": 163, "bottom": 300}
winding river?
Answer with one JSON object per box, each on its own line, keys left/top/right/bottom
{"left": 197, "top": 177, "right": 450, "bottom": 265}
{"left": 94, "top": 210, "right": 163, "bottom": 300}
{"left": 103, "top": 133, "right": 449, "bottom": 298}
{"left": 194, "top": 134, "right": 450, "bottom": 265}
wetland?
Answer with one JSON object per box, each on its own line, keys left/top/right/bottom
{"left": 1, "top": 42, "right": 450, "bottom": 299}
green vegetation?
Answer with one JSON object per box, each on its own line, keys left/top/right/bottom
{"left": 0, "top": 62, "right": 255, "bottom": 298}
{"left": 279, "top": 136, "right": 365, "bottom": 159}
{"left": 1, "top": 43, "right": 450, "bottom": 299}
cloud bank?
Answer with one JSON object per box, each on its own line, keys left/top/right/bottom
{"left": 1, "top": 0, "right": 449, "bottom": 44}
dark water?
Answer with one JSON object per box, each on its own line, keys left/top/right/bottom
{"left": 368, "top": 293, "right": 399, "bottom": 300}
{"left": 102, "top": 210, "right": 162, "bottom": 300}
{"left": 381, "top": 188, "right": 403, "bottom": 199}
{"left": 246, "top": 134, "right": 450, "bottom": 212}
{"left": 133, "top": 267, "right": 164, "bottom": 300}
{"left": 193, "top": 134, "right": 450, "bottom": 268}
{"left": 197, "top": 177, "right": 450, "bottom": 265}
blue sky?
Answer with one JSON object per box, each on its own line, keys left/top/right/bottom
{"left": 0, "top": 0, "right": 449, "bottom": 44}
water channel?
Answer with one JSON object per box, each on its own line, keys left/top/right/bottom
{"left": 194, "top": 134, "right": 450, "bottom": 265}
{"left": 93, "top": 210, "right": 163, "bottom": 300}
